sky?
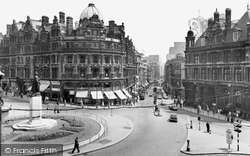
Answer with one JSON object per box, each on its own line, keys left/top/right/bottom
{"left": 1, "top": 0, "right": 250, "bottom": 63}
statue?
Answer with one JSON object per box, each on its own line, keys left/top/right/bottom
{"left": 30, "top": 72, "right": 40, "bottom": 97}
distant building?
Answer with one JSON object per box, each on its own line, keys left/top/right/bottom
{"left": 166, "top": 42, "right": 185, "bottom": 61}
{"left": 144, "top": 55, "right": 160, "bottom": 81}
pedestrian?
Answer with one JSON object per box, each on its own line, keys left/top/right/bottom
{"left": 0, "top": 96, "right": 4, "bottom": 105}
{"left": 72, "top": 137, "right": 80, "bottom": 153}
{"left": 206, "top": 122, "right": 210, "bottom": 133}
{"left": 54, "top": 105, "right": 57, "bottom": 114}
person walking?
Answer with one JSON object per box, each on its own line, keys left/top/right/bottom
{"left": 72, "top": 137, "right": 80, "bottom": 153}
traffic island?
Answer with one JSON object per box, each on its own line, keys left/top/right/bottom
{"left": 1, "top": 114, "right": 104, "bottom": 155}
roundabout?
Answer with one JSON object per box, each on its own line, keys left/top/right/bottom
{"left": 1, "top": 113, "right": 105, "bottom": 154}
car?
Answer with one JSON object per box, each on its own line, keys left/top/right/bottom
{"left": 149, "top": 93, "right": 153, "bottom": 97}
{"left": 168, "top": 104, "right": 175, "bottom": 110}
{"left": 161, "top": 99, "right": 168, "bottom": 105}
{"left": 172, "top": 106, "right": 178, "bottom": 111}
{"left": 169, "top": 113, "right": 178, "bottom": 122}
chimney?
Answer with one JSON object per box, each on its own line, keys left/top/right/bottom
{"left": 225, "top": 8, "right": 231, "bottom": 29}
{"left": 6, "top": 24, "right": 11, "bottom": 34}
{"left": 208, "top": 18, "right": 213, "bottom": 27}
{"left": 75, "top": 21, "right": 79, "bottom": 29}
{"left": 214, "top": 8, "right": 219, "bottom": 22}
{"left": 109, "top": 20, "right": 115, "bottom": 38}
{"left": 66, "top": 16, "right": 73, "bottom": 35}
{"left": 42, "top": 16, "right": 49, "bottom": 25}
{"left": 59, "top": 12, "right": 65, "bottom": 24}
{"left": 53, "top": 16, "right": 58, "bottom": 24}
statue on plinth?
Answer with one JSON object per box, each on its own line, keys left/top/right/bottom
{"left": 30, "top": 72, "right": 40, "bottom": 97}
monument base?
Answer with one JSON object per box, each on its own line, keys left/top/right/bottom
{"left": 12, "top": 118, "right": 57, "bottom": 131}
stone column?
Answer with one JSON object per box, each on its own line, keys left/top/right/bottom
{"left": 29, "top": 95, "right": 42, "bottom": 123}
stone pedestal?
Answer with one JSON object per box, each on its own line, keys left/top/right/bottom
{"left": 12, "top": 95, "right": 57, "bottom": 131}
{"left": 29, "top": 95, "right": 42, "bottom": 122}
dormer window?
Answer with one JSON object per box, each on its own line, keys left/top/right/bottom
{"left": 201, "top": 38, "right": 205, "bottom": 46}
{"left": 233, "top": 31, "right": 239, "bottom": 42}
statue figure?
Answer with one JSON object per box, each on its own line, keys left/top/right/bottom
{"left": 31, "top": 72, "right": 40, "bottom": 96}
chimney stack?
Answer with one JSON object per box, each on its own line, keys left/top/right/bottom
{"left": 6, "top": 24, "right": 11, "bottom": 34}
{"left": 66, "top": 16, "right": 73, "bottom": 35}
{"left": 214, "top": 8, "right": 219, "bottom": 22}
{"left": 42, "top": 16, "right": 49, "bottom": 25}
{"left": 59, "top": 12, "right": 65, "bottom": 24}
{"left": 225, "top": 8, "right": 231, "bottom": 29}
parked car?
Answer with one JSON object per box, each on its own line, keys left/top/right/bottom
{"left": 169, "top": 113, "right": 178, "bottom": 122}
{"left": 139, "top": 93, "right": 145, "bottom": 100}
{"left": 161, "top": 99, "right": 168, "bottom": 105}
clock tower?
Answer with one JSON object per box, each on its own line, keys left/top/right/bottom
{"left": 185, "top": 27, "right": 195, "bottom": 48}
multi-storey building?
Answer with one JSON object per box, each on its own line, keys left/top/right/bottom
{"left": 0, "top": 3, "right": 136, "bottom": 106}
{"left": 164, "top": 54, "right": 185, "bottom": 98}
{"left": 183, "top": 7, "right": 250, "bottom": 118}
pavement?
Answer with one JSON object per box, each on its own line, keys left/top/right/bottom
{"left": 179, "top": 106, "right": 250, "bottom": 155}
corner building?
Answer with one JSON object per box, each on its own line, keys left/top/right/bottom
{"left": 0, "top": 3, "right": 135, "bottom": 106}
{"left": 183, "top": 8, "right": 250, "bottom": 119}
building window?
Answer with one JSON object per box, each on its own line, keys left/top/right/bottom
{"left": 234, "top": 68, "right": 241, "bottom": 82}
{"left": 235, "top": 51, "right": 241, "bottom": 62}
{"left": 52, "top": 68, "right": 58, "bottom": 79}
{"left": 65, "top": 67, "right": 73, "bottom": 78}
{"left": 212, "top": 52, "right": 218, "bottom": 63}
{"left": 79, "top": 68, "right": 86, "bottom": 78}
{"left": 201, "top": 69, "right": 206, "bottom": 80}
{"left": 233, "top": 32, "right": 239, "bottom": 42}
{"left": 93, "top": 55, "right": 98, "bottom": 63}
{"left": 224, "top": 68, "right": 231, "bottom": 81}
{"left": 92, "top": 68, "right": 99, "bottom": 78}
{"left": 67, "top": 55, "right": 73, "bottom": 63}
{"left": 224, "top": 51, "right": 231, "bottom": 62}
{"left": 105, "top": 56, "right": 110, "bottom": 64}
{"left": 194, "top": 55, "right": 199, "bottom": 64}
{"left": 104, "top": 68, "right": 109, "bottom": 77}
{"left": 201, "top": 54, "right": 207, "bottom": 63}
{"left": 80, "top": 55, "right": 86, "bottom": 63}
{"left": 212, "top": 68, "right": 218, "bottom": 80}
{"left": 194, "top": 68, "right": 198, "bottom": 79}
{"left": 201, "top": 38, "right": 205, "bottom": 46}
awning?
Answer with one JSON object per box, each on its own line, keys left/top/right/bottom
{"left": 76, "top": 91, "right": 88, "bottom": 98}
{"left": 122, "top": 89, "right": 132, "bottom": 98}
{"left": 91, "top": 91, "right": 104, "bottom": 99}
{"left": 104, "top": 91, "right": 117, "bottom": 99}
{"left": 27, "top": 84, "right": 49, "bottom": 92}
{"left": 114, "top": 90, "right": 127, "bottom": 99}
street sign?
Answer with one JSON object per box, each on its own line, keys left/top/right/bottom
{"left": 226, "top": 129, "right": 232, "bottom": 144}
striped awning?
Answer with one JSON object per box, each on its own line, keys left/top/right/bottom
{"left": 122, "top": 89, "right": 132, "bottom": 98}
{"left": 104, "top": 91, "right": 117, "bottom": 99}
{"left": 114, "top": 90, "right": 127, "bottom": 99}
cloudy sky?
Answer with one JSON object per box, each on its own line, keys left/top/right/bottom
{"left": 0, "top": 0, "right": 250, "bottom": 62}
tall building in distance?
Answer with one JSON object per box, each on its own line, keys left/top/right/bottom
{"left": 166, "top": 42, "right": 185, "bottom": 61}
{"left": 144, "top": 55, "right": 160, "bottom": 82}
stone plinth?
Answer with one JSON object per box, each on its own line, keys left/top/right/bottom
{"left": 12, "top": 95, "right": 57, "bottom": 131}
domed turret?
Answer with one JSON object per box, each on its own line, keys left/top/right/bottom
{"left": 187, "top": 27, "right": 194, "bottom": 37}
{"left": 79, "top": 3, "right": 103, "bottom": 22}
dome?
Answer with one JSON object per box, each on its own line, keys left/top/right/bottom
{"left": 79, "top": 3, "right": 103, "bottom": 21}
{"left": 187, "top": 27, "right": 194, "bottom": 37}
